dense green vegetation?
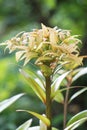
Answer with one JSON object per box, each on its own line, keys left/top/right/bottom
{"left": 0, "top": 0, "right": 87, "bottom": 130}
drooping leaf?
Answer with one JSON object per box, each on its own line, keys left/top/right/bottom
{"left": 0, "top": 93, "right": 24, "bottom": 112}
{"left": 17, "top": 110, "right": 50, "bottom": 127}
{"left": 16, "top": 119, "right": 32, "bottom": 130}
{"left": 72, "top": 67, "right": 87, "bottom": 82}
{"left": 65, "top": 110, "right": 87, "bottom": 130}
{"left": 19, "top": 69, "right": 46, "bottom": 103}
{"left": 51, "top": 71, "right": 71, "bottom": 98}
{"left": 69, "top": 87, "right": 87, "bottom": 103}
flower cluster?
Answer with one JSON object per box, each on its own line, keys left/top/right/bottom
{"left": 2, "top": 24, "right": 83, "bottom": 75}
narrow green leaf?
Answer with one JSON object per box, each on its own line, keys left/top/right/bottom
{"left": 40, "top": 117, "right": 47, "bottom": 130}
{"left": 73, "top": 67, "right": 87, "bottom": 82}
{"left": 64, "top": 117, "right": 87, "bottom": 130}
{"left": 53, "top": 90, "right": 64, "bottom": 104}
{"left": 67, "top": 110, "right": 87, "bottom": 126}
{"left": 28, "top": 63, "right": 45, "bottom": 87}
{"left": 20, "top": 69, "right": 46, "bottom": 103}
{"left": 17, "top": 110, "right": 50, "bottom": 127}
{"left": 51, "top": 71, "right": 71, "bottom": 98}
{"left": 0, "top": 93, "right": 24, "bottom": 112}
{"left": 23, "top": 68, "right": 45, "bottom": 90}
{"left": 69, "top": 87, "right": 87, "bottom": 103}
{"left": 16, "top": 119, "right": 32, "bottom": 130}
{"left": 28, "top": 126, "right": 59, "bottom": 130}
{"left": 53, "top": 61, "right": 70, "bottom": 75}
{"left": 28, "top": 126, "right": 39, "bottom": 130}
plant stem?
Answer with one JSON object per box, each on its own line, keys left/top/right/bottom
{"left": 46, "top": 76, "right": 52, "bottom": 130}
{"left": 63, "top": 78, "right": 71, "bottom": 129}
{"left": 63, "top": 86, "right": 69, "bottom": 129}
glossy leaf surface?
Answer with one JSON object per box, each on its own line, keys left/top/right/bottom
{"left": 51, "top": 71, "right": 71, "bottom": 99}
{"left": 53, "top": 90, "right": 64, "bottom": 104}
{"left": 65, "top": 117, "right": 87, "bottom": 130}
{"left": 72, "top": 67, "right": 87, "bottom": 82}
{"left": 65, "top": 110, "right": 87, "bottom": 130}
{"left": 16, "top": 119, "right": 32, "bottom": 130}
{"left": 28, "top": 126, "right": 58, "bottom": 130}
{"left": 17, "top": 110, "right": 50, "bottom": 126}
{"left": 20, "top": 69, "right": 46, "bottom": 103}
{"left": 69, "top": 87, "right": 87, "bottom": 103}
{"left": 0, "top": 93, "right": 24, "bottom": 112}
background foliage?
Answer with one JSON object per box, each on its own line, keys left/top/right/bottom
{"left": 0, "top": 0, "right": 87, "bottom": 129}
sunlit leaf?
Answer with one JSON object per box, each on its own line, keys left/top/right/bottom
{"left": 69, "top": 87, "right": 87, "bottom": 103}
{"left": 19, "top": 69, "right": 46, "bottom": 103}
{"left": 28, "top": 126, "right": 39, "bottom": 130}
{"left": 72, "top": 67, "right": 87, "bottom": 82}
{"left": 24, "top": 52, "right": 38, "bottom": 66}
{"left": 53, "top": 90, "right": 64, "bottom": 104}
{"left": 40, "top": 116, "right": 47, "bottom": 130}
{"left": 0, "top": 93, "right": 24, "bottom": 112}
{"left": 39, "top": 64, "right": 52, "bottom": 77}
{"left": 51, "top": 71, "right": 71, "bottom": 98}
{"left": 16, "top": 51, "right": 25, "bottom": 62}
{"left": 35, "top": 56, "right": 52, "bottom": 64}
{"left": 65, "top": 110, "right": 87, "bottom": 130}
{"left": 27, "top": 63, "right": 45, "bottom": 88}
{"left": 23, "top": 68, "right": 45, "bottom": 90}
{"left": 67, "top": 110, "right": 87, "bottom": 126}
{"left": 53, "top": 61, "right": 69, "bottom": 76}
{"left": 28, "top": 126, "right": 58, "bottom": 130}
{"left": 64, "top": 117, "right": 87, "bottom": 130}
{"left": 17, "top": 110, "right": 50, "bottom": 127}
{"left": 16, "top": 119, "right": 32, "bottom": 130}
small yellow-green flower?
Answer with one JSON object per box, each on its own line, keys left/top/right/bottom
{"left": 1, "top": 24, "right": 83, "bottom": 75}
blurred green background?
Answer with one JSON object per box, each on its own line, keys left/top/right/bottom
{"left": 0, "top": 0, "right": 87, "bottom": 130}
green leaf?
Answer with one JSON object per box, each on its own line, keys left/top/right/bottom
{"left": 72, "top": 67, "right": 87, "bottom": 82}
{"left": 39, "top": 117, "right": 59, "bottom": 130}
{"left": 16, "top": 119, "right": 32, "bottom": 130}
{"left": 65, "top": 110, "right": 87, "bottom": 130}
{"left": 51, "top": 71, "right": 71, "bottom": 98}
{"left": 23, "top": 68, "right": 45, "bottom": 90}
{"left": 27, "top": 64, "right": 45, "bottom": 88}
{"left": 27, "top": 126, "right": 59, "bottom": 130}
{"left": 69, "top": 87, "right": 87, "bottom": 103}
{"left": 64, "top": 117, "right": 87, "bottom": 130}
{"left": 53, "top": 61, "right": 70, "bottom": 75}
{"left": 0, "top": 93, "right": 24, "bottom": 112}
{"left": 39, "top": 64, "right": 52, "bottom": 77}
{"left": 28, "top": 126, "right": 39, "bottom": 130}
{"left": 53, "top": 90, "right": 64, "bottom": 104}
{"left": 20, "top": 69, "right": 46, "bottom": 103}
{"left": 17, "top": 110, "right": 50, "bottom": 127}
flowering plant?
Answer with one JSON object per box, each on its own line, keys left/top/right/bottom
{"left": 0, "top": 24, "right": 87, "bottom": 130}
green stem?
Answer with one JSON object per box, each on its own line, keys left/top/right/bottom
{"left": 45, "top": 76, "right": 52, "bottom": 130}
